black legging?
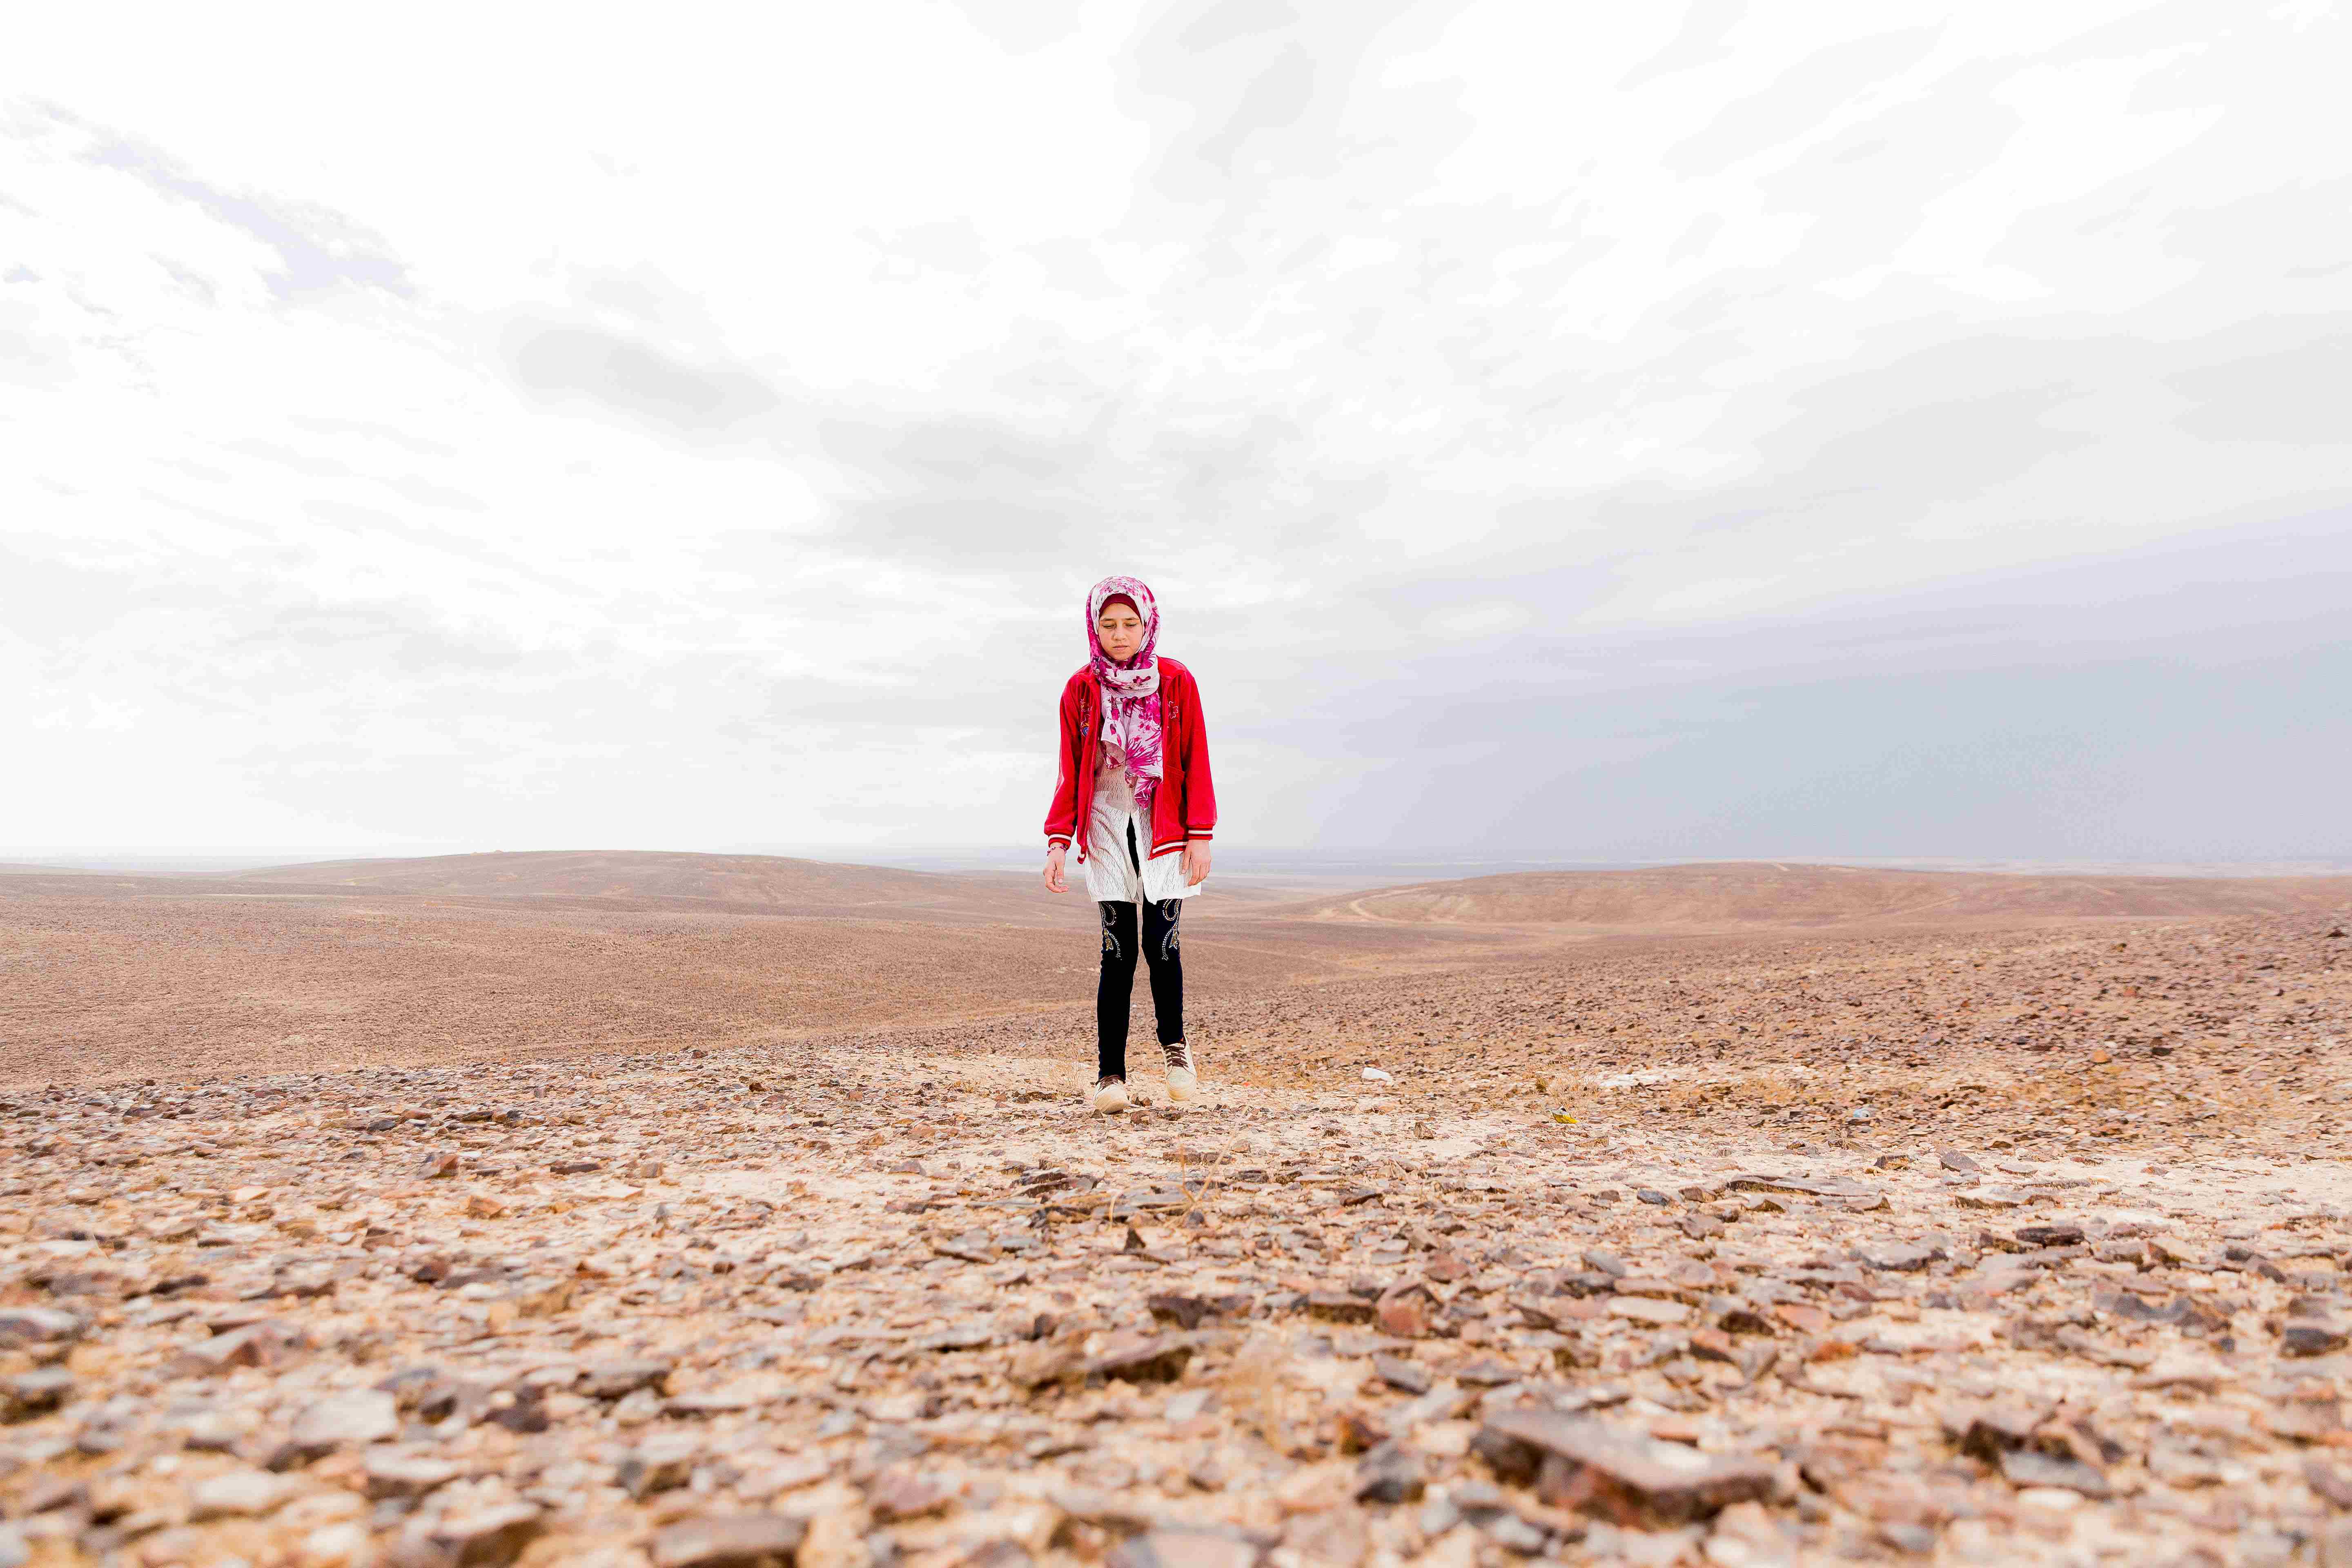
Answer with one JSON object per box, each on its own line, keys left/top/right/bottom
{"left": 1096, "top": 827, "right": 1184, "bottom": 1080}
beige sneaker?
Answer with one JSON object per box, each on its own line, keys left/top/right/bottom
{"left": 1163, "top": 1040, "right": 1199, "bottom": 1103}
{"left": 1092, "top": 1076, "right": 1130, "bottom": 1115}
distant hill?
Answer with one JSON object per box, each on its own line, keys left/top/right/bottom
{"left": 229, "top": 849, "right": 961, "bottom": 901}
{"left": 11, "top": 853, "right": 2346, "bottom": 934}
{"left": 218, "top": 849, "right": 1306, "bottom": 905}
{"left": 0, "top": 850, "right": 1102, "bottom": 928}
{"left": 201, "top": 849, "right": 1088, "bottom": 926}
{"left": 1275, "top": 861, "right": 2352, "bottom": 929}
{"left": 0, "top": 848, "right": 1347, "bottom": 924}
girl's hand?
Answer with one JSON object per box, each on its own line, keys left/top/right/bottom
{"left": 1043, "top": 845, "right": 1068, "bottom": 893}
{"left": 1182, "top": 841, "right": 1212, "bottom": 887}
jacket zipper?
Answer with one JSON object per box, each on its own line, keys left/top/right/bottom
{"left": 1076, "top": 675, "right": 1186, "bottom": 859}
{"left": 1077, "top": 687, "right": 1094, "bottom": 858}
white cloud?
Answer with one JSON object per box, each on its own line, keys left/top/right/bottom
{"left": 2, "top": 0, "right": 2348, "bottom": 855}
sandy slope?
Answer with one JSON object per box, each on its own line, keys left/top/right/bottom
{"left": 0, "top": 855, "right": 1514, "bottom": 1087}
{"left": 1276, "top": 860, "right": 2352, "bottom": 929}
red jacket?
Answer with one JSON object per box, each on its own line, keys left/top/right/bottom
{"left": 1044, "top": 657, "right": 1216, "bottom": 862}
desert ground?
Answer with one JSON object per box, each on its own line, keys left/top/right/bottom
{"left": 3, "top": 854, "right": 2351, "bottom": 1568}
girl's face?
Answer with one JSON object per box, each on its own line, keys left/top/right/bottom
{"left": 1097, "top": 604, "right": 1145, "bottom": 662}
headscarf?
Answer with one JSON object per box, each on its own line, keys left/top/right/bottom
{"left": 1086, "top": 575, "right": 1163, "bottom": 817}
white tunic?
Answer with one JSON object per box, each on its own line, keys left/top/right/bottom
{"left": 1080, "top": 756, "right": 1198, "bottom": 904}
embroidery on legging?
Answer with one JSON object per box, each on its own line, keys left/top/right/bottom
{"left": 1155, "top": 901, "right": 1182, "bottom": 961}
{"left": 1100, "top": 904, "right": 1125, "bottom": 959}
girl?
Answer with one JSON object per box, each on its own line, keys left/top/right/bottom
{"left": 1042, "top": 576, "right": 1216, "bottom": 1114}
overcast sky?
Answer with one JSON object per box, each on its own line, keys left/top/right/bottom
{"left": 5, "top": 1, "right": 2348, "bottom": 863}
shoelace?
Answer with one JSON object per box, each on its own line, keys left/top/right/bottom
{"left": 1162, "top": 1042, "right": 1192, "bottom": 1071}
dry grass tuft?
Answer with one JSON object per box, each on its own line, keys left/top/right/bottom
{"left": 1220, "top": 1330, "right": 1305, "bottom": 1446}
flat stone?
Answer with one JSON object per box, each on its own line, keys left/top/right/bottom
{"left": 1772, "top": 1303, "right": 1828, "bottom": 1335}
{"left": 416, "top": 1501, "right": 544, "bottom": 1566}
{"left": 1305, "top": 1292, "right": 1375, "bottom": 1325}
{"left": 2149, "top": 1445, "right": 2227, "bottom": 1489}
{"left": 2000, "top": 1450, "right": 2111, "bottom": 1499}
{"left": 869, "top": 1471, "right": 957, "bottom": 1521}
{"left": 1374, "top": 1354, "right": 1431, "bottom": 1395}
{"left": 1087, "top": 1334, "right": 1195, "bottom": 1383}
{"left": 1393, "top": 1381, "right": 1477, "bottom": 1430}
{"left": 1376, "top": 1286, "right": 1433, "bottom": 1339}
{"left": 1051, "top": 1486, "right": 1163, "bottom": 1533}
{"left": 1958, "top": 1408, "right": 2044, "bottom": 1461}
{"left": 2, "top": 1368, "right": 73, "bottom": 1417}
{"left": 364, "top": 1450, "right": 463, "bottom": 1499}
{"left": 290, "top": 1388, "right": 398, "bottom": 1451}
{"left": 1010, "top": 1339, "right": 1086, "bottom": 1390}
{"left": 579, "top": 1359, "right": 673, "bottom": 1399}
{"left": 2306, "top": 1457, "right": 2352, "bottom": 1510}
{"left": 0, "top": 1307, "right": 82, "bottom": 1345}
{"left": 1858, "top": 1243, "right": 1940, "bottom": 1272}
{"left": 173, "top": 1320, "right": 301, "bottom": 1374}
{"left": 2015, "top": 1225, "right": 2086, "bottom": 1249}
{"left": 651, "top": 1512, "right": 808, "bottom": 1568}
{"left": 1110, "top": 1530, "right": 1259, "bottom": 1568}
{"left": 1474, "top": 1409, "right": 1774, "bottom": 1525}
{"left": 1726, "top": 1174, "right": 1874, "bottom": 1198}
{"left": 667, "top": 1390, "right": 762, "bottom": 1415}
{"left": 931, "top": 1234, "right": 997, "bottom": 1264}
{"left": 189, "top": 1469, "right": 295, "bottom": 1519}
{"left": 1354, "top": 1441, "right": 1425, "bottom": 1504}
{"left": 2264, "top": 1401, "right": 2340, "bottom": 1443}
{"left": 1165, "top": 1388, "right": 1213, "bottom": 1423}
{"left": 2131, "top": 1365, "right": 2227, "bottom": 1395}
{"left": 1112, "top": 1188, "right": 1192, "bottom": 1218}
{"left": 2285, "top": 1321, "right": 2352, "bottom": 1358}
{"left": 620, "top": 1432, "right": 703, "bottom": 1499}
{"left": 1607, "top": 1297, "right": 1690, "bottom": 1326}
{"left": 1454, "top": 1357, "right": 1520, "bottom": 1387}
{"left": 1147, "top": 1293, "right": 1248, "bottom": 1331}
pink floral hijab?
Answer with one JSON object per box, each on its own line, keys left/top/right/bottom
{"left": 1087, "top": 575, "right": 1164, "bottom": 816}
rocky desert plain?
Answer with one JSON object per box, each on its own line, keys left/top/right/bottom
{"left": 4, "top": 853, "right": 2352, "bottom": 1568}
